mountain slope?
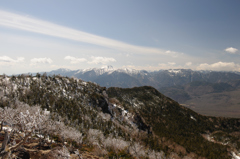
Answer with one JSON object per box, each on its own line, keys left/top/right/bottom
{"left": 2, "top": 74, "right": 240, "bottom": 158}
{"left": 107, "top": 86, "right": 240, "bottom": 158}
{"left": 0, "top": 74, "right": 166, "bottom": 158}
{"left": 95, "top": 72, "right": 142, "bottom": 88}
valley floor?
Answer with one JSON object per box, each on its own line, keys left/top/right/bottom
{"left": 182, "top": 88, "right": 240, "bottom": 118}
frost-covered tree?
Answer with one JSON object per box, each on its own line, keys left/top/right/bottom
{"left": 129, "top": 142, "right": 146, "bottom": 158}
{"left": 0, "top": 101, "right": 84, "bottom": 158}
{"left": 87, "top": 129, "right": 104, "bottom": 147}
{"left": 60, "top": 124, "right": 83, "bottom": 146}
{"left": 53, "top": 145, "right": 71, "bottom": 159}
{"left": 103, "top": 136, "right": 129, "bottom": 154}
{"left": 148, "top": 150, "right": 166, "bottom": 159}
{"left": 0, "top": 102, "right": 50, "bottom": 157}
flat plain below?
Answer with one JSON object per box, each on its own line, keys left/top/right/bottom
{"left": 182, "top": 88, "right": 240, "bottom": 118}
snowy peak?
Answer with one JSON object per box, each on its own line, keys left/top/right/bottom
{"left": 167, "top": 69, "right": 183, "bottom": 74}
{"left": 101, "top": 65, "right": 114, "bottom": 71}
{"left": 98, "top": 65, "right": 115, "bottom": 75}
{"left": 116, "top": 67, "right": 141, "bottom": 75}
{"left": 81, "top": 65, "right": 114, "bottom": 75}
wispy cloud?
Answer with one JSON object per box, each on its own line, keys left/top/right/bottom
{"left": 225, "top": 47, "right": 238, "bottom": 54}
{"left": 30, "top": 58, "right": 53, "bottom": 65}
{"left": 0, "top": 56, "right": 24, "bottom": 65}
{"left": 196, "top": 61, "right": 240, "bottom": 71}
{"left": 0, "top": 10, "right": 177, "bottom": 55}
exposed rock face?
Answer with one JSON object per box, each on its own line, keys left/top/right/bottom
{"left": 133, "top": 113, "right": 151, "bottom": 134}
{"left": 98, "top": 96, "right": 112, "bottom": 115}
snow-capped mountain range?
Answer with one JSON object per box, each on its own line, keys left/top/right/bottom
{"left": 42, "top": 66, "right": 240, "bottom": 89}
{"left": 49, "top": 65, "right": 145, "bottom": 76}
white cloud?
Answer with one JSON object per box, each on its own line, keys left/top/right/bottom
{"left": 64, "top": 56, "right": 87, "bottom": 64}
{"left": 165, "top": 50, "right": 182, "bottom": 58}
{"left": 196, "top": 61, "right": 240, "bottom": 71}
{"left": 30, "top": 58, "right": 53, "bottom": 65}
{"left": 158, "top": 63, "right": 175, "bottom": 69}
{"left": 157, "top": 62, "right": 183, "bottom": 70}
{"left": 88, "top": 56, "right": 116, "bottom": 64}
{"left": 225, "top": 47, "right": 238, "bottom": 54}
{"left": 0, "top": 10, "right": 179, "bottom": 56}
{"left": 168, "top": 62, "right": 176, "bottom": 65}
{"left": 0, "top": 56, "right": 24, "bottom": 65}
{"left": 185, "top": 62, "right": 192, "bottom": 66}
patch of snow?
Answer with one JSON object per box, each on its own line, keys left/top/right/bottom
{"left": 75, "top": 69, "right": 83, "bottom": 74}
{"left": 12, "top": 84, "right": 18, "bottom": 91}
{"left": 133, "top": 103, "right": 139, "bottom": 108}
{"left": 122, "top": 110, "right": 128, "bottom": 116}
{"left": 101, "top": 65, "right": 114, "bottom": 71}
{"left": 44, "top": 109, "right": 50, "bottom": 115}
{"left": 190, "top": 115, "right": 197, "bottom": 121}
{"left": 168, "top": 69, "right": 182, "bottom": 74}
{"left": 3, "top": 126, "right": 12, "bottom": 132}
{"left": 5, "top": 77, "right": 10, "bottom": 81}
{"left": 46, "top": 136, "right": 55, "bottom": 143}
{"left": 232, "top": 152, "right": 240, "bottom": 159}
{"left": 37, "top": 134, "right": 44, "bottom": 138}
{"left": 116, "top": 68, "right": 140, "bottom": 75}
{"left": 82, "top": 82, "right": 87, "bottom": 86}
{"left": 81, "top": 66, "right": 115, "bottom": 76}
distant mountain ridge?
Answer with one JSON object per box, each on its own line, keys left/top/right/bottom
{"left": 44, "top": 66, "right": 240, "bottom": 89}
{"left": 48, "top": 65, "right": 144, "bottom": 78}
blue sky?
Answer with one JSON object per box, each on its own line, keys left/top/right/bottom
{"left": 0, "top": 0, "right": 240, "bottom": 74}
